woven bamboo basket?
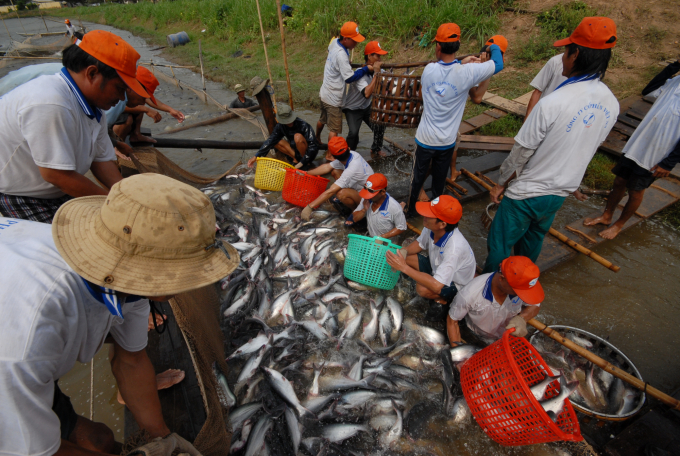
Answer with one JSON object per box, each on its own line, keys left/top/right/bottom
{"left": 370, "top": 67, "right": 424, "bottom": 128}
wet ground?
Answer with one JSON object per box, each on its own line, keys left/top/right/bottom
{"left": 2, "top": 16, "right": 679, "bottom": 453}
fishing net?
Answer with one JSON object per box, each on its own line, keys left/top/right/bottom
{"left": 0, "top": 33, "right": 71, "bottom": 69}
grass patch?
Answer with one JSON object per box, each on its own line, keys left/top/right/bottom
{"left": 656, "top": 202, "right": 680, "bottom": 229}
{"left": 583, "top": 152, "right": 616, "bottom": 190}
{"left": 644, "top": 26, "right": 667, "bottom": 48}
{"left": 463, "top": 101, "right": 489, "bottom": 120}
{"left": 478, "top": 114, "right": 522, "bottom": 137}
{"left": 487, "top": 70, "right": 534, "bottom": 99}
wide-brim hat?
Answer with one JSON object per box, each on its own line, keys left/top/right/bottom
{"left": 52, "top": 175, "right": 239, "bottom": 296}
{"left": 250, "top": 76, "right": 270, "bottom": 96}
{"left": 276, "top": 103, "right": 296, "bottom": 124}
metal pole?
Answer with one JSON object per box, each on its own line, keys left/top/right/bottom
{"left": 7, "top": 0, "right": 26, "bottom": 33}
{"left": 254, "top": 0, "right": 276, "bottom": 109}
{"left": 274, "top": 0, "right": 294, "bottom": 110}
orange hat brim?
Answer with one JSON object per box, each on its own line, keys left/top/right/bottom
{"left": 553, "top": 37, "right": 573, "bottom": 47}
{"left": 513, "top": 280, "right": 544, "bottom": 305}
{"left": 118, "top": 70, "right": 150, "bottom": 99}
{"left": 359, "top": 188, "right": 380, "bottom": 199}
{"left": 415, "top": 201, "right": 437, "bottom": 219}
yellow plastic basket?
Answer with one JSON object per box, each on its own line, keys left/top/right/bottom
{"left": 254, "top": 157, "right": 295, "bottom": 191}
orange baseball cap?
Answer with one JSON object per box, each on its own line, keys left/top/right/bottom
{"left": 340, "top": 22, "right": 365, "bottom": 43}
{"left": 415, "top": 195, "right": 462, "bottom": 225}
{"left": 364, "top": 41, "right": 388, "bottom": 56}
{"left": 77, "top": 30, "right": 150, "bottom": 99}
{"left": 486, "top": 35, "right": 508, "bottom": 54}
{"left": 500, "top": 256, "right": 544, "bottom": 305}
{"left": 553, "top": 17, "right": 617, "bottom": 50}
{"left": 136, "top": 66, "right": 159, "bottom": 104}
{"left": 359, "top": 173, "right": 388, "bottom": 199}
{"left": 328, "top": 136, "right": 350, "bottom": 156}
{"left": 433, "top": 23, "right": 461, "bottom": 43}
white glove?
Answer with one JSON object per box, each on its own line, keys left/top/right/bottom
{"left": 129, "top": 433, "right": 202, "bottom": 456}
{"left": 505, "top": 316, "right": 528, "bottom": 337}
{"left": 301, "top": 204, "right": 314, "bottom": 221}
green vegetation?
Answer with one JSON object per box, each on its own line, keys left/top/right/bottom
{"left": 478, "top": 114, "right": 523, "bottom": 137}
{"left": 657, "top": 203, "right": 680, "bottom": 229}
{"left": 644, "top": 26, "right": 667, "bottom": 48}
{"left": 515, "top": 1, "right": 598, "bottom": 65}
{"left": 583, "top": 152, "right": 616, "bottom": 190}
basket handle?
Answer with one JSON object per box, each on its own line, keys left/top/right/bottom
{"left": 295, "top": 170, "right": 307, "bottom": 177}
{"left": 373, "top": 236, "right": 395, "bottom": 247}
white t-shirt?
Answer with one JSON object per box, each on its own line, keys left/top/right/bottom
{"left": 344, "top": 71, "right": 373, "bottom": 111}
{"left": 0, "top": 218, "right": 149, "bottom": 456}
{"left": 417, "top": 227, "right": 476, "bottom": 290}
{"left": 330, "top": 151, "right": 374, "bottom": 192}
{"left": 356, "top": 193, "right": 406, "bottom": 238}
{"left": 319, "top": 39, "right": 354, "bottom": 107}
{"left": 449, "top": 273, "right": 539, "bottom": 340}
{"left": 0, "top": 71, "right": 116, "bottom": 199}
{"left": 507, "top": 77, "right": 619, "bottom": 200}
{"left": 530, "top": 54, "right": 567, "bottom": 99}
{"left": 623, "top": 75, "right": 680, "bottom": 170}
{"left": 415, "top": 60, "right": 496, "bottom": 148}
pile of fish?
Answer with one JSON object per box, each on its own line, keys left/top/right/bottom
{"left": 202, "top": 174, "right": 486, "bottom": 455}
{"left": 531, "top": 331, "right": 641, "bottom": 416}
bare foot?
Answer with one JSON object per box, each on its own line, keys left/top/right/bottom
{"left": 147, "top": 312, "right": 167, "bottom": 331}
{"left": 371, "top": 149, "right": 388, "bottom": 158}
{"left": 583, "top": 214, "right": 611, "bottom": 226}
{"left": 418, "top": 188, "right": 430, "bottom": 202}
{"left": 129, "top": 133, "right": 157, "bottom": 144}
{"left": 450, "top": 170, "right": 461, "bottom": 182}
{"left": 117, "top": 369, "right": 185, "bottom": 405}
{"left": 599, "top": 224, "right": 622, "bottom": 240}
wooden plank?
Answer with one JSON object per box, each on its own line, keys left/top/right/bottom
{"left": 482, "top": 92, "right": 527, "bottom": 117}
{"left": 458, "top": 121, "right": 477, "bottom": 135}
{"left": 513, "top": 91, "right": 534, "bottom": 105}
{"left": 612, "top": 121, "right": 636, "bottom": 138}
{"left": 642, "top": 95, "right": 658, "bottom": 104}
{"left": 599, "top": 130, "right": 628, "bottom": 156}
{"left": 616, "top": 114, "right": 640, "bottom": 129}
{"left": 460, "top": 135, "right": 515, "bottom": 144}
{"left": 630, "top": 99, "right": 653, "bottom": 116}
{"left": 626, "top": 108, "right": 646, "bottom": 121}
{"left": 464, "top": 113, "right": 498, "bottom": 128}
{"left": 458, "top": 142, "right": 513, "bottom": 152}
{"left": 485, "top": 109, "right": 506, "bottom": 119}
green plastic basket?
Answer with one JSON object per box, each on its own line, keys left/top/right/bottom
{"left": 344, "top": 234, "right": 401, "bottom": 290}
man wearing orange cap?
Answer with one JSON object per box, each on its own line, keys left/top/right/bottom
{"left": 346, "top": 173, "right": 407, "bottom": 238}
{"left": 386, "top": 195, "right": 476, "bottom": 321}
{"left": 447, "top": 256, "right": 543, "bottom": 345}
{"left": 0, "top": 30, "right": 150, "bottom": 223}
{"left": 485, "top": 17, "right": 620, "bottom": 273}
{"left": 302, "top": 136, "right": 373, "bottom": 220}
{"left": 343, "top": 40, "right": 388, "bottom": 157}
{"left": 407, "top": 23, "right": 505, "bottom": 216}
{"left": 317, "top": 21, "right": 371, "bottom": 142}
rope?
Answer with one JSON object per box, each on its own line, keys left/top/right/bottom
{"left": 89, "top": 359, "right": 94, "bottom": 420}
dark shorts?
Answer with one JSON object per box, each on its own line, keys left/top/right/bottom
{"left": 612, "top": 156, "right": 656, "bottom": 192}
{"left": 53, "top": 381, "right": 79, "bottom": 440}
{"left": 113, "top": 112, "right": 130, "bottom": 126}
{"left": 0, "top": 193, "right": 72, "bottom": 223}
{"left": 417, "top": 253, "right": 458, "bottom": 303}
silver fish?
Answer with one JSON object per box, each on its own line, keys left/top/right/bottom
{"left": 231, "top": 242, "right": 257, "bottom": 252}
{"left": 244, "top": 414, "right": 272, "bottom": 456}
{"left": 230, "top": 419, "right": 252, "bottom": 453}
{"left": 270, "top": 290, "right": 294, "bottom": 320}
{"left": 228, "top": 332, "right": 270, "bottom": 359}
{"left": 346, "top": 280, "right": 371, "bottom": 291}
{"left": 297, "top": 319, "right": 332, "bottom": 340}
{"left": 567, "top": 332, "right": 593, "bottom": 349}
{"left": 212, "top": 362, "right": 236, "bottom": 407}
{"left": 300, "top": 234, "right": 316, "bottom": 261}
{"left": 449, "top": 397, "right": 471, "bottom": 424}
{"left": 539, "top": 376, "right": 579, "bottom": 421}
{"left": 247, "top": 206, "right": 273, "bottom": 216}
{"left": 449, "top": 344, "right": 482, "bottom": 363}
{"left": 237, "top": 225, "right": 249, "bottom": 243}
{"left": 241, "top": 245, "right": 262, "bottom": 262}
{"left": 298, "top": 267, "right": 321, "bottom": 293}
{"left": 387, "top": 342, "right": 414, "bottom": 359}
{"left": 273, "top": 268, "right": 306, "bottom": 279}
{"left": 320, "top": 373, "right": 377, "bottom": 392}
{"left": 337, "top": 310, "right": 363, "bottom": 348}
{"left": 379, "top": 399, "right": 403, "bottom": 447}
{"left": 288, "top": 243, "right": 302, "bottom": 265}
{"left": 340, "top": 390, "right": 377, "bottom": 409}
{"left": 405, "top": 319, "right": 447, "bottom": 345}
{"left": 302, "top": 393, "right": 338, "bottom": 413}
{"left": 322, "top": 292, "right": 349, "bottom": 303}
{"left": 370, "top": 413, "right": 397, "bottom": 431}
{"left": 616, "top": 387, "right": 637, "bottom": 415}
{"left": 262, "top": 367, "right": 313, "bottom": 417}
{"left": 304, "top": 275, "right": 341, "bottom": 300}
{"left": 284, "top": 406, "right": 302, "bottom": 455}
{"left": 362, "top": 301, "right": 380, "bottom": 341}
{"left": 229, "top": 402, "right": 263, "bottom": 434}
{"left": 348, "top": 355, "right": 366, "bottom": 381}
{"left": 224, "top": 282, "right": 254, "bottom": 317}
{"left": 237, "top": 344, "right": 269, "bottom": 385}
{"left": 321, "top": 423, "right": 370, "bottom": 443}
{"left": 257, "top": 291, "right": 271, "bottom": 318}
{"left": 529, "top": 374, "right": 559, "bottom": 401}
{"left": 248, "top": 255, "right": 263, "bottom": 280}
{"left": 314, "top": 245, "right": 332, "bottom": 266}
{"left": 267, "top": 231, "right": 278, "bottom": 248}
{"left": 587, "top": 364, "right": 607, "bottom": 408}
{"left": 379, "top": 306, "right": 393, "bottom": 347}
{"left": 386, "top": 297, "right": 403, "bottom": 332}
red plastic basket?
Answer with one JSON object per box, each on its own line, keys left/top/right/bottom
{"left": 461, "top": 330, "right": 582, "bottom": 446}
{"left": 282, "top": 169, "right": 329, "bottom": 207}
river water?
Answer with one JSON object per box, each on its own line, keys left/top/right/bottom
{"left": 2, "top": 16, "right": 678, "bottom": 453}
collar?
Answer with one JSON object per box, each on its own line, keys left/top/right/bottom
{"left": 337, "top": 38, "right": 350, "bottom": 56}
{"left": 482, "top": 272, "right": 517, "bottom": 304}
{"left": 379, "top": 193, "right": 390, "bottom": 211}
{"left": 429, "top": 228, "right": 454, "bottom": 247}
{"left": 437, "top": 59, "right": 460, "bottom": 66}
{"left": 343, "top": 151, "right": 354, "bottom": 168}
{"left": 81, "top": 278, "right": 144, "bottom": 318}
{"left": 59, "top": 67, "right": 102, "bottom": 122}
{"left": 555, "top": 73, "right": 599, "bottom": 91}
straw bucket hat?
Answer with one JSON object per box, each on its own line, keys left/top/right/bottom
{"left": 52, "top": 174, "right": 239, "bottom": 296}
{"left": 250, "top": 75, "right": 270, "bottom": 96}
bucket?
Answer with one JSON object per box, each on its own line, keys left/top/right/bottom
{"left": 167, "top": 31, "right": 190, "bottom": 48}
{"left": 253, "top": 157, "right": 294, "bottom": 191}
{"left": 282, "top": 169, "right": 329, "bottom": 207}
{"left": 343, "top": 234, "right": 401, "bottom": 290}
{"left": 461, "top": 329, "right": 582, "bottom": 446}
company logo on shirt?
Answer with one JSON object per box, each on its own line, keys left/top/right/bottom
{"left": 380, "top": 211, "right": 389, "bottom": 217}
{"left": 565, "top": 102, "right": 613, "bottom": 133}
{"left": 435, "top": 87, "right": 447, "bottom": 97}
{"left": 425, "top": 81, "right": 458, "bottom": 97}
{"left": 583, "top": 113, "right": 595, "bottom": 128}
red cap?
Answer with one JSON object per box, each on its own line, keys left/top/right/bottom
{"left": 364, "top": 41, "right": 388, "bottom": 56}
{"left": 415, "top": 195, "right": 462, "bottom": 225}
{"left": 434, "top": 23, "right": 461, "bottom": 43}
{"left": 340, "top": 22, "right": 365, "bottom": 43}
{"left": 136, "top": 66, "right": 159, "bottom": 104}
{"left": 553, "top": 17, "right": 617, "bottom": 50}
{"left": 77, "top": 30, "right": 149, "bottom": 99}
{"left": 500, "top": 256, "right": 544, "bottom": 305}
{"left": 328, "top": 136, "right": 350, "bottom": 156}
{"left": 359, "top": 173, "right": 388, "bottom": 199}
{"left": 486, "top": 35, "right": 508, "bottom": 54}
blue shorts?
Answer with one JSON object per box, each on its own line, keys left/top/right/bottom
{"left": 417, "top": 253, "right": 458, "bottom": 303}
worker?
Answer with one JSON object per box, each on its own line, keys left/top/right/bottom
{"left": 229, "top": 83, "right": 257, "bottom": 109}
{"left": 525, "top": 51, "right": 568, "bottom": 120}
{"left": 343, "top": 40, "right": 388, "bottom": 158}
{"left": 0, "top": 173, "right": 236, "bottom": 455}
{"left": 345, "top": 173, "right": 407, "bottom": 238}
{"left": 447, "top": 256, "right": 543, "bottom": 345}
{"left": 584, "top": 69, "right": 680, "bottom": 239}
{"left": 406, "top": 23, "right": 505, "bottom": 216}
{"left": 302, "top": 136, "right": 373, "bottom": 220}
{"left": 108, "top": 66, "right": 185, "bottom": 147}
{"left": 316, "top": 21, "right": 371, "bottom": 143}
{"left": 247, "top": 103, "right": 319, "bottom": 170}
{"left": 385, "top": 195, "right": 476, "bottom": 321}
{"left": 483, "top": 17, "right": 620, "bottom": 273}
{"left": 0, "top": 30, "right": 149, "bottom": 223}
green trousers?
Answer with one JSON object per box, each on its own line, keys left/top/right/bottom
{"left": 483, "top": 194, "right": 566, "bottom": 273}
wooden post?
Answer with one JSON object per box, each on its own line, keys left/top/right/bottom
{"left": 254, "top": 0, "right": 276, "bottom": 108}
{"left": 198, "top": 39, "right": 207, "bottom": 104}
{"left": 254, "top": 86, "right": 277, "bottom": 134}
{"left": 7, "top": 0, "right": 26, "bottom": 33}
{"left": 274, "top": 0, "right": 294, "bottom": 110}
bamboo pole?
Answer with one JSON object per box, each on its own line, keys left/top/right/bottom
{"left": 447, "top": 177, "right": 467, "bottom": 194}
{"left": 460, "top": 168, "right": 621, "bottom": 273}
{"left": 158, "top": 105, "right": 262, "bottom": 135}
{"left": 565, "top": 225, "right": 597, "bottom": 244}
{"left": 528, "top": 319, "right": 680, "bottom": 411}
{"left": 198, "top": 39, "right": 207, "bottom": 104}
{"left": 254, "top": 0, "right": 276, "bottom": 109}
{"left": 406, "top": 222, "right": 421, "bottom": 235}
{"left": 7, "top": 0, "right": 26, "bottom": 33}
{"left": 274, "top": 0, "right": 294, "bottom": 110}
{"left": 0, "top": 12, "right": 11, "bottom": 39}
